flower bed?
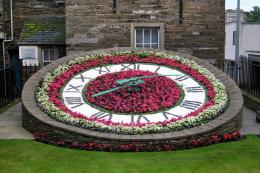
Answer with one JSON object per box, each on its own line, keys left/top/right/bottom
{"left": 84, "top": 70, "right": 182, "bottom": 113}
{"left": 35, "top": 50, "right": 229, "bottom": 135}
{"left": 33, "top": 130, "right": 241, "bottom": 152}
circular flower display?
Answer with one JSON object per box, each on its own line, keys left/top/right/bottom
{"left": 84, "top": 70, "right": 182, "bottom": 114}
{"left": 35, "top": 50, "right": 229, "bottom": 135}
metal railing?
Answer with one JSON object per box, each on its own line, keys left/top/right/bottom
{"left": 21, "top": 64, "right": 40, "bottom": 86}
{"left": 223, "top": 56, "right": 260, "bottom": 98}
{"left": 0, "top": 67, "right": 18, "bottom": 108}
{"left": 0, "top": 62, "right": 39, "bottom": 109}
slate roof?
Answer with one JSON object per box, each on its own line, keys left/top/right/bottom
{"left": 18, "top": 16, "right": 65, "bottom": 45}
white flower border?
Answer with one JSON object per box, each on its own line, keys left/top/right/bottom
{"left": 35, "top": 50, "right": 229, "bottom": 134}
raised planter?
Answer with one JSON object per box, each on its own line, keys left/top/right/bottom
{"left": 22, "top": 48, "right": 243, "bottom": 151}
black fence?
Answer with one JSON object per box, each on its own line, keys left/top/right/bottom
{"left": 223, "top": 56, "right": 260, "bottom": 98}
{"left": 21, "top": 64, "right": 40, "bottom": 86}
{"left": 0, "top": 67, "right": 18, "bottom": 108}
{"left": 0, "top": 63, "right": 39, "bottom": 109}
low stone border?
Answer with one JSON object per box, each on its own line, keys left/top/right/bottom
{"left": 256, "top": 111, "right": 260, "bottom": 123}
{"left": 22, "top": 48, "right": 243, "bottom": 151}
{"left": 242, "top": 91, "right": 260, "bottom": 112}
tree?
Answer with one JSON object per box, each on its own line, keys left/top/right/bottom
{"left": 246, "top": 6, "right": 260, "bottom": 22}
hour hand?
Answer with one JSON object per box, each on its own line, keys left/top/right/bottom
{"left": 92, "top": 79, "right": 145, "bottom": 98}
{"left": 132, "top": 79, "right": 145, "bottom": 85}
{"left": 117, "top": 78, "right": 138, "bottom": 85}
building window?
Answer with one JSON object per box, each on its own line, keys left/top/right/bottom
{"left": 42, "top": 48, "right": 59, "bottom": 66}
{"left": 131, "top": 23, "right": 164, "bottom": 50}
{"left": 53, "top": 0, "right": 65, "bottom": 7}
{"left": 233, "top": 31, "right": 237, "bottom": 45}
{"left": 20, "top": 47, "right": 36, "bottom": 59}
{"left": 135, "top": 28, "right": 159, "bottom": 49}
{"left": 19, "top": 46, "right": 38, "bottom": 66}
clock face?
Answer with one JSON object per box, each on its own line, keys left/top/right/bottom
{"left": 36, "top": 50, "right": 228, "bottom": 134}
{"left": 62, "top": 63, "right": 206, "bottom": 124}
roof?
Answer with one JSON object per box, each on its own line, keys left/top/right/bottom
{"left": 18, "top": 16, "right": 65, "bottom": 45}
{"left": 226, "top": 9, "right": 245, "bottom": 13}
{"left": 226, "top": 21, "right": 260, "bottom": 25}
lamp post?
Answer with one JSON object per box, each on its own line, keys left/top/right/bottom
{"left": 235, "top": 0, "right": 241, "bottom": 84}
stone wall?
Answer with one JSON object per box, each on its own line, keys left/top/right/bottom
{"left": 66, "top": 0, "right": 225, "bottom": 62}
{"left": 0, "top": 0, "right": 3, "bottom": 33}
{"left": 22, "top": 104, "right": 242, "bottom": 151}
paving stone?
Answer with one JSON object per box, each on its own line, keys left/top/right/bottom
{"left": 241, "top": 107, "right": 260, "bottom": 135}
{"left": 0, "top": 103, "right": 33, "bottom": 139}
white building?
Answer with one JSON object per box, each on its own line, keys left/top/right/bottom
{"left": 225, "top": 10, "right": 260, "bottom": 60}
{"left": 225, "top": 9, "right": 246, "bottom": 23}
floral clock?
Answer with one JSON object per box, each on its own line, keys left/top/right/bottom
{"left": 35, "top": 50, "right": 229, "bottom": 135}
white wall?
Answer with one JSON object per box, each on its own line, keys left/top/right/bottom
{"left": 240, "top": 24, "right": 260, "bottom": 56}
{"left": 225, "top": 22, "right": 260, "bottom": 60}
{"left": 225, "top": 22, "right": 237, "bottom": 61}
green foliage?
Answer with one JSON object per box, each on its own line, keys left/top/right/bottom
{"left": 1, "top": 136, "right": 260, "bottom": 173}
{"left": 138, "top": 51, "right": 149, "bottom": 58}
{"left": 19, "top": 20, "right": 60, "bottom": 40}
{"left": 246, "top": 6, "right": 260, "bottom": 22}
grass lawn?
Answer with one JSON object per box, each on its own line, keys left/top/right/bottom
{"left": 0, "top": 135, "right": 260, "bottom": 173}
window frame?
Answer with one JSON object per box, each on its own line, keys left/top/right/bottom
{"left": 135, "top": 28, "right": 160, "bottom": 49}
{"left": 19, "top": 46, "right": 38, "bottom": 60}
{"left": 131, "top": 23, "right": 164, "bottom": 50}
{"left": 233, "top": 31, "right": 237, "bottom": 45}
{"left": 19, "top": 46, "right": 39, "bottom": 66}
{"left": 42, "top": 48, "right": 59, "bottom": 66}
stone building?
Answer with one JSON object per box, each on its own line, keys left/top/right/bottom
{"left": 226, "top": 9, "right": 246, "bottom": 23}
{"left": 2, "top": 0, "right": 225, "bottom": 67}
{"left": 2, "top": 0, "right": 65, "bottom": 67}
{"left": 67, "top": 0, "right": 225, "bottom": 63}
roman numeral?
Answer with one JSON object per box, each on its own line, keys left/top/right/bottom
{"left": 121, "top": 64, "right": 140, "bottom": 71}
{"left": 185, "top": 86, "right": 204, "bottom": 93}
{"left": 180, "top": 100, "right": 203, "bottom": 110}
{"left": 90, "top": 111, "right": 113, "bottom": 121}
{"left": 131, "top": 115, "right": 150, "bottom": 123}
{"left": 163, "top": 112, "right": 181, "bottom": 119}
{"left": 94, "top": 66, "right": 110, "bottom": 74}
{"left": 75, "top": 74, "right": 92, "bottom": 82}
{"left": 154, "top": 66, "right": 161, "bottom": 73}
{"left": 175, "top": 75, "right": 189, "bottom": 82}
{"left": 64, "top": 97, "right": 84, "bottom": 109}
{"left": 65, "top": 84, "right": 82, "bottom": 93}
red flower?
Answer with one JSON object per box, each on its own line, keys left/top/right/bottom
{"left": 45, "top": 55, "right": 218, "bottom": 128}
{"left": 84, "top": 70, "right": 181, "bottom": 114}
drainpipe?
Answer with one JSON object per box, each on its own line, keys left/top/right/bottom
{"left": 2, "top": 0, "right": 14, "bottom": 98}
{"left": 235, "top": 0, "right": 240, "bottom": 84}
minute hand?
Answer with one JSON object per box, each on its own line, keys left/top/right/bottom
{"left": 92, "top": 79, "right": 145, "bottom": 98}
{"left": 116, "top": 74, "right": 181, "bottom": 85}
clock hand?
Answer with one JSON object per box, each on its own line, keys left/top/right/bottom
{"left": 116, "top": 74, "right": 181, "bottom": 85}
{"left": 92, "top": 79, "right": 145, "bottom": 98}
